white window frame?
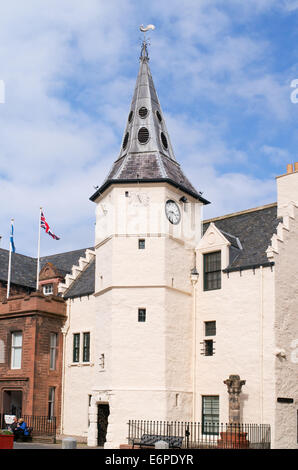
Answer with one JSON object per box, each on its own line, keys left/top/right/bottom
{"left": 43, "top": 284, "right": 53, "bottom": 295}
{"left": 48, "top": 387, "right": 55, "bottom": 419}
{"left": 50, "top": 333, "right": 58, "bottom": 370}
{"left": 11, "top": 331, "right": 22, "bottom": 370}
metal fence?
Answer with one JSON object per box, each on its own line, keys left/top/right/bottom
{"left": 0, "top": 414, "right": 56, "bottom": 441}
{"left": 128, "top": 420, "right": 271, "bottom": 449}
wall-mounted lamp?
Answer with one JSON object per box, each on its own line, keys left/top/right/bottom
{"left": 180, "top": 196, "right": 188, "bottom": 203}
{"left": 190, "top": 267, "right": 199, "bottom": 284}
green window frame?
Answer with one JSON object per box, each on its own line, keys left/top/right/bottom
{"left": 73, "top": 333, "right": 80, "bottom": 363}
{"left": 203, "top": 251, "right": 221, "bottom": 291}
{"left": 83, "top": 332, "right": 90, "bottom": 362}
{"left": 202, "top": 396, "right": 219, "bottom": 435}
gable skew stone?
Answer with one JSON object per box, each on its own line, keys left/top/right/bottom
{"left": 58, "top": 248, "right": 95, "bottom": 294}
{"left": 266, "top": 201, "right": 298, "bottom": 260}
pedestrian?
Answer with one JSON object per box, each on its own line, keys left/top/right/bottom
{"left": 14, "top": 418, "right": 29, "bottom": 440}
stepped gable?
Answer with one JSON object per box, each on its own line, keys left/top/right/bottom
{"left": 58, "top": 248, "right": 95, "bottom": 297}
{"left": 203, "top": 203, "right": 281, "bottom": 271}
{"left": 63, "top": 258, "right": 95, "bottom": 299}
{"left": 0, "top": 247, "right": 92, "bottom": 289}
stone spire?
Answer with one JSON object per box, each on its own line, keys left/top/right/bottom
{"left": 90, "top": 37, "right": 209, "bottom": 204}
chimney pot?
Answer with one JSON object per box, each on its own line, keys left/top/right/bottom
{"left": 287, "top": 163, "right": 293, "bottom": 174}
{"left": 294, "top": 162, "right": 298, "bottom": 172}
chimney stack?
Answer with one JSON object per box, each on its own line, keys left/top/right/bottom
{"left": 277, "top": 162, "right": 298, "bottom": 217}
{"left": 287, "top": 163, "right": 293, "bottom": 174}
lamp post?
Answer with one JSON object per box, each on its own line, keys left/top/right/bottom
{"left": 190, "top": 268, "right": 199, "bottom": 422}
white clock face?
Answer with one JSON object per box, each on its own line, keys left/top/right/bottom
{"left": 165, "top": 199, "right": 181, "bottom": 225}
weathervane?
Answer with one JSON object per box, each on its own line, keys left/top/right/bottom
{"left": 139, "top": 24, "right": 155, "bottom": 61}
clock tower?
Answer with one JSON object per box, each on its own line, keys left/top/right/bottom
{"left": 88, "top": 37, "right": 209, "bottom": 448}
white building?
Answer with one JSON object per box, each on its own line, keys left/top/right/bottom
{"left": 58, "top": 39, "right": 298, "bottom": 449}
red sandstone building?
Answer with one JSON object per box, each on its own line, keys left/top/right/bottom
{"left": 0, "top": 292, "right": 66, "bottom": 430}
{"left": 0, "top": 248, "right": 88, "bottom": 432}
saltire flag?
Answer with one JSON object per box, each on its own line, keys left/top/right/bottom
{"left": 10, "top": 220, "right": 15, "bottom": 252}
{"left": 40, "top": 211, "right": 60, "bottom": 240}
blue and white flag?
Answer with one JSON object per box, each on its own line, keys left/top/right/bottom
{"left": 10, "top": 220, "right": 15, "bottom": 253}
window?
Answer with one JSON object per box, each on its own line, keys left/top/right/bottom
{"left": 205, "top": 321, "right": 216, "bottom": 337}
{"left": 11, "top": 332, "right": 22, "bottom": 369}
{"left": 204, "top": 339, "right": 214, "bottom": 356}
{"left": 99, "top": 353, "right": 105, "bottom": 369}
{"left": 50, "top": 333, "right": 58, "bottom": 370}
{"left": 73, "top": 334, "right": 80, "bottom": 363}
{"left": 43, "top": 284, "right": 53, "bottom": 295}
{"left": 48, "top": 387, "right": 55, "bottom": 419}
{"left": 202, "top": 322, "right": 216, "bottom": 356}
{"left": 83, "top": 333, "right": 90, "bottom": 362}
{"left": 202, "top": 396, "right": 219, "bottom": 435}
{"left": 138, "top": 308, "right": 146, "bottom": 322}
{"left": 203, "top": 251, "right": 221, "bottom": 291}
{"left": 138, "top": 239, "right": 145, "bottom": 249}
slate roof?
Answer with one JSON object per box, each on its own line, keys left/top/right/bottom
{"left": 90, "top": 42, "right": 209, "bottom": 205}
{"left": 0, "top": 247, "right": 92, "bottom": 289}
{"left": 0, "top": 249, "right": 37, "bottom": 289}
{"left": 203, "top": 203, "right": 280, "bottom": 271}
{"left": 63, "top": 258, "right": 95, "bottom": 299}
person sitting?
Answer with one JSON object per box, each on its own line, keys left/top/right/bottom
{"left": 14, "top": 418, "right": 29, "bottom": 440}
{"left": 9, "top": 416, "right": 18, "bottom": 434}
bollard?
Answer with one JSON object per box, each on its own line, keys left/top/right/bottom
{"left": 62, "top": 437, "right": 77, "bottom": 449}
{"left": 155, "top": 440, "right": 169, "bottom": 449}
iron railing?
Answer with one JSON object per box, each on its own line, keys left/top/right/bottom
{"left": 0, "top": 414, "right": 56, "bottom": 441}
{"left": 128, "top": 420, "right": 271, "bottom": 449}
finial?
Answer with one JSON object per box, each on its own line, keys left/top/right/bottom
{"left": 139, "top": 24, "right": 155, "bottom": 62}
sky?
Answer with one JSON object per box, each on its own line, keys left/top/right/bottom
{"left": 0, "top": 0, "right": 298, "bottom": 257}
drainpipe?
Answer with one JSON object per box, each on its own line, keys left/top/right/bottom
{"left": 260, "top": 266, "right": 264, "bottom": 424}
{"left": 61, "top": 298, "right": 71, "bottom": 435}
{"left": 190, "top": 266, "right": 199, "bottom": 422}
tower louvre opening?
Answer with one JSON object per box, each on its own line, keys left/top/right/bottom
{"left": 138, "top": 127, "right": 149, "bottom": 144}
{"left": 139, "top": 107, "right": 148, "bottom": 118}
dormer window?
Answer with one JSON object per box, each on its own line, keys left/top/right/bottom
{"left": 203, "top": 251, "right": 221, "bottom": 291}
{"left": 43, "top": 284, "right": 53, "bottom": 295}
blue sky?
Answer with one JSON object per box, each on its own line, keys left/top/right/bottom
{"left": 0, "top": 0, "right": 298, "bottom": 257}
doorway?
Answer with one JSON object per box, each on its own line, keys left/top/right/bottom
{"left": 3, "top": 390, "right": 22, "bottom": 416}
{"left": 97, "top": 404, "right": 109, "bottom": 446}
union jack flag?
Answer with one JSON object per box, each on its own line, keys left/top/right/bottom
{"left": 40, "top": 211, "right": 60, "bottom": 240}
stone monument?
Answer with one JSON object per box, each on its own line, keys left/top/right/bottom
{"left": 217, "top": 374, "right": 249, "bottom": 448}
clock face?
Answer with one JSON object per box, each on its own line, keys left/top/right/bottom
{"left": 165, "top": 199, "right": 181, "bottom": 225}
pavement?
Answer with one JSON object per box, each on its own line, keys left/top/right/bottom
{"left": 13, "top": 440, "right": 102, "bottom": 450}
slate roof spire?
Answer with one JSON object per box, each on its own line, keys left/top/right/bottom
{"left": 90, "top": 35, "right": 209, "bottom": 204}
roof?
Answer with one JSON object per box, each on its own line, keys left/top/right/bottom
{"left": 90, "top": 41, "right": 209, "bottom": 204}
{"left": 0, "top": 247, "right": 92, "bottom": 289}
{"left": 203, "top": 202, "right": 280, "bottom": 271}
{"left": 63, "top": 258, "right": 95, "bottom": 299}
{"left": 0, "top": 249, "right": 37, "bottom": 289}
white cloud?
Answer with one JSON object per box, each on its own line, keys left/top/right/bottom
{"left": 0, "top": 0, "right": 294, "bottom": 256}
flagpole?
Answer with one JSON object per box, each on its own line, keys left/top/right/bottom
{"left": 7, "top": 218, "right": 13, "bottom": 298}
{"left": 36, "top": 207, "right": 42, "bottom": 291}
